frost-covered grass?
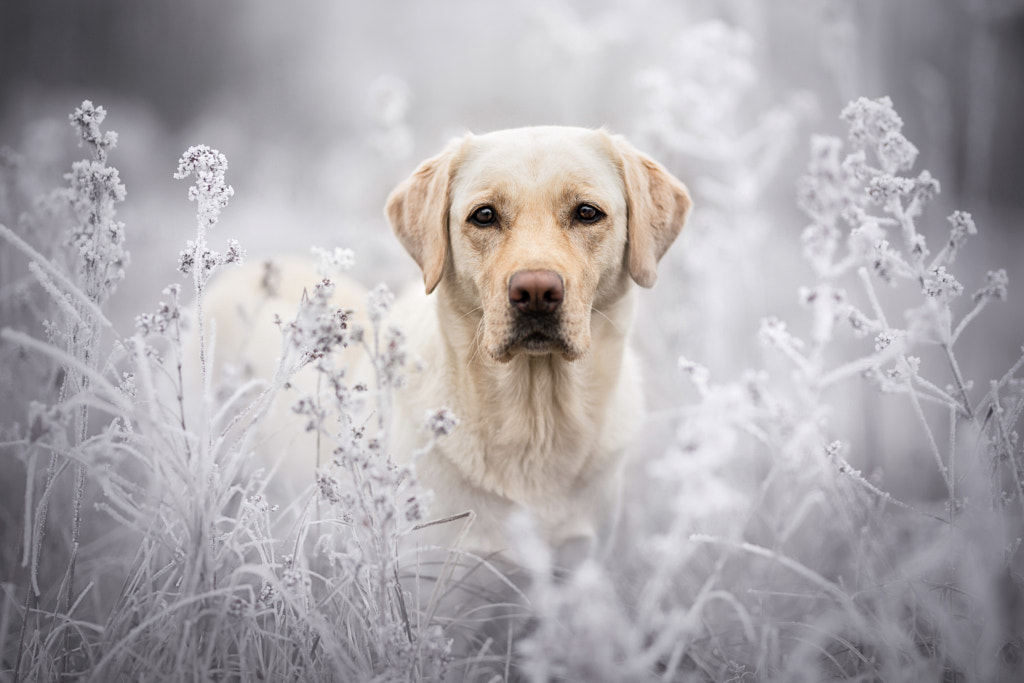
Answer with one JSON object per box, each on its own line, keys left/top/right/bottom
{"left": 2, "top": 44, "right": 1023, "bottom": 683}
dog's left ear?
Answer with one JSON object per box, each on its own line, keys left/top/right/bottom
{"left": 612, "top": 136, "right": 692, "bottom": 288}
{"left": 385, "top": 138, "right": 465, "bottom": 294}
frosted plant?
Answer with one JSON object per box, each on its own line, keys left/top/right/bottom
{"left": 356, "top": 282, "right": 410, "bottom": 433}
{"left": 173, "top": 144, "right": 242, "bottom": 388}
{"left": 174, "top": 144, "right": 234, "bottom": 235}
{"left": 64, "top": 101, "right": 128, "bottom": 305}
{"left": 5, "top": 104, "right": 461, "bottom": 679}
{"left": 282, "top": 278, "right": 355, "bottom": 366}
{"left": 633, "top": 21, "right": 816, "bottom": 376}
{"left": 278, "top": 273, "right": 448, "bottom": 680}
{"left": 3, "top": 79, "right": 1021, "bottom": 681}
{"left": 0, "top": 103, "right": 134, "bottom": 676}
{"left": 646, "top": 96, "right": 1024, "bottom": 680}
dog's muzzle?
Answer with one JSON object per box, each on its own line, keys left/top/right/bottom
{"left": 503, "top": 269, "right": 571, "bottom": 356}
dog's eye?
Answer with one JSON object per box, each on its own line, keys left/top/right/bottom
{"left": 575, "top": 204, "right": 604, "bottom": 223}
{"left": 469, "top": 206, "right": 497, "bottom": 227}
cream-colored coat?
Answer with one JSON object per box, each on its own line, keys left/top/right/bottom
{"left": 202, "top": 126, "right": 690, "bottom": 561}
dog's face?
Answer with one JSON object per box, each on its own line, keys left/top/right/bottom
{"left": 386, "top": 126, "right": 690, "bottom": 362}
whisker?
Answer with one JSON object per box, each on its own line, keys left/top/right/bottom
{"left": 452, "top": 305, "right": 484, "bottom": 325}
{"left": 591, "top": 306, "right": 625, "bottom": 335}
{"left": 465, "top": 313, "right": 487, "bottom": 369}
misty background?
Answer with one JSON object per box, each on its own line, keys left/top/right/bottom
{"left": 1, "top": 0, "right": 1023, "bottom": 493}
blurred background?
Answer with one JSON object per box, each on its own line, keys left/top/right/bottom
{"left": 2, "top": 0, "right": 1023, "bottom": 494}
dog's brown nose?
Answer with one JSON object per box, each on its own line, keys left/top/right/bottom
{"left": 509, "top": 270, "right": 564, "bottom": 314}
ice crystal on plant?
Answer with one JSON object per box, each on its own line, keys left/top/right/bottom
{"left": 841, "top": 96, "right": 904, "bottom": 149}
{"left": 134, "top": 284, "right": 182, "bottom": 337}
{"left": 923, "top": 266, "right": 963, "bottom": 301}
{"left": 912, "top": 169, "right": 941, "bottom": 204}
{"left": 844, "top": 304, "right": 876, "bottom": 337}
{"left": 223, "top": 238, "right": 245, "bottom": 265}
{"left": 867, "top": 174, "right": 914, "bottom": 204}
{"left": 884, "top": 354, "right": 921, "bottom": 386}
{"left": 870, "top": 239, "right": 902, "bottom": 284}
{"left": 63, "top": 102, "right": 129, "bottom": 304}
{"left": 942, "top": 209, "right": 978, "bottom": 266}
{"left": 423, "top": 407, "right": 458, "bottom": 437}
{"left": 283, "top": 278, "right": 353, "bottom": 364}
{"left": 758, "top": 316, "right": 804, "bottom": 351}
{"left": 874, "top": 329, "right": 902, "bottom": 353}
{"left": 173, "top": 145, "right": 234, "bottom": 233}
{"left": 68, "top": 100, "right": 117, "bottom": 163}
{"left": 118, "top": 372, "right": 136, "bottom": 398}
{"left": 876, "top": 130, "right": 919, "bottom": 173}
{"left": 316, "top": 468, "right": 346, "bottom": 505}
{"left": 975, "top": 269, "right": 1009, "bottom": 302}
{"left": 948, "top": 210, "right": 977, "bottom": 240}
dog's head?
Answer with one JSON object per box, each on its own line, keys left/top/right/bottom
{"left": 385, "top": 126, "right": 690, "bottom": 362}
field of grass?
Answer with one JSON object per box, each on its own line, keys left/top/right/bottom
{"left": 2, "top": 17, "right": 1023, "bottom": 682}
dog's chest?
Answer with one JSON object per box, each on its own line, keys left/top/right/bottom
{"left": 427, "top": 355, "right": 620, "bottom": 502}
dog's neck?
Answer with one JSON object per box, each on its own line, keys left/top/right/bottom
{"left": 431, "top": 285, "right": 638, "bottom": 503}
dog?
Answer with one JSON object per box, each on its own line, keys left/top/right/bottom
{"left": 201, "top": 126, "right": 690, "bottom": 562}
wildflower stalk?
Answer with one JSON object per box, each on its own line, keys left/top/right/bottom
{"left": 990, "top": 381, "right": 1024, "bottom": 518}
{"left": 832, "top": 451, "right": 947, "bottom": 523}
{"left": 951, "top": 296, "right": 990, "bottom": 344}
{"left": 904, "top": 369, "right": 953, "bottom": 496}
{"left": 856, "top": 266, "right": 889, "bottom": 328}
{"left": 941, "top": 342, "right": 975, "bottom": 420}
{"left": 173, "top": 144, "right": 237, "bottom": 442}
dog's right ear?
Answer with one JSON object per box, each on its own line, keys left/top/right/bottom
{"left": 385, "top": 138, "right": 464, "bottom": 294}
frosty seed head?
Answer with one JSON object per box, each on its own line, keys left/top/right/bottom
{"left": 423, "top": 407, "right": 459, "bottom": 437}
{"left": 841, "top": 96, "right": 904, "bottom": 149}
{"left": 69, "top": 100, "right": 117, "bottom": 163}
{"left": 912, "top": 170, "right": 941, "bottom": 204}
{"left": 975, "top": 269, "right": 1009, "bottom": 302}
{"left": 947, "top": 210, "right": 977, "bottom": 246}
{"left": 866, "top": 174, "right": 914, "bottom": 204}
{"left": 174, "top": 144, "right": 234, "bottom": 232}
{"left": 876, "top": 130, "right": 919, "bottom": 174}
{"left": 923, "top": 265, "right": 964, "bottom": 301}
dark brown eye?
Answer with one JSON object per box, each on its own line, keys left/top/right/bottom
{"left": 470, "top": 206, "right": 497, "bottom": 226}
{"left": 575, "top": 204, "right": 603, "bottom": 223}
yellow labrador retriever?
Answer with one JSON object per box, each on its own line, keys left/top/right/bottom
{"left": 204, "top": 126, "right": 690, "bottom": 559}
